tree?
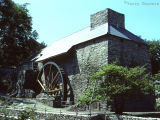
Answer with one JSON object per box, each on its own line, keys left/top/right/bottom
{"left": 79, "top": 64, "right": 154, "bottom": 114}
{"left": 0, "top": 0, "right": 46, "bottom": 67}
{"left": 148, "top": 40, "right": 160, "bottom": 74}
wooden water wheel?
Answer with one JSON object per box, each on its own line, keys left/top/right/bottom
{"left": 37, "top": 62, "right": 67, "bottom": 102}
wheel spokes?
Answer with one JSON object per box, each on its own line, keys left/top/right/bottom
{"left": 42, "top": 65, "right": 62, "bottom": 95}
{"left": 37, "top": 79, "right": 45, "bottom": 91}
{"left": 37, "top": 62, "right": 66, "bottom": 101}
{"left": 49, "top": 72, "right": 59, "bottom": 90}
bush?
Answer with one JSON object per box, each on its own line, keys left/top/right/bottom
{"left": 79, "top": 64, "right": 155, "bottom": 114}
{"left": 18, "top": 107, "right": 37, "bottom": 120}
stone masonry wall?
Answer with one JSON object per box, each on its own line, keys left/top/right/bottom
{"left": 67, "top": 36, "right": 108, "bottom": 101}
{"left": 63, "top": 35, "right": 151, "bottom": 102}
{"left": 38, "top": 34, "right": 151, "bottom": 109}
{"left": 90, "top": 8, "right": 125, "bottom": 30}
{"left": 107, "top": 35, "right": 153, "bottom": 111}
{"left": 108, "top": 35, "right": 151, "bottom": 71}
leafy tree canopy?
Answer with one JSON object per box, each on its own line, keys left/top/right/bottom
{"left": 147, "top": 40, "right": 160, "bottom": 74}
{"left": 0, "top": 0, "right": 46, "bottom": 67}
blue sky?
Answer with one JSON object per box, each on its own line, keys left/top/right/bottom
{"left": 13, "top": 0, "right": 160, "bottom": 45}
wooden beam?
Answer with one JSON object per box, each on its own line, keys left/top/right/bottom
{"left": 37, "top": 79, "right": 45, "bottom": 91}
{"left": 52, "top": 72, "right": 59, "bottom": 83}
{"left": 48, "top": 65, "right": 52, "bottom": 79}
{"left": 50, "top": 72, "right": 59, "bottom": 89}
{"left": 48, "top": 88, "right": 62, "bottom": 93}
{"left": 42, "top": 68, "right": 46, "bottom": 86}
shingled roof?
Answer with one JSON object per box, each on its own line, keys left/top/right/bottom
{"left": 35, "top": 8, "right": 147, "bottom": 62}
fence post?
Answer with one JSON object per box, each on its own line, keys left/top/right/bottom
{"left": 89, "top": 103, "right": 92, "bottom": 117}
{"left": 76, "top": 109, "right": 78, "bottom": 119}
{"left": 45, "top": 108, "right": 47, "bottom": 118}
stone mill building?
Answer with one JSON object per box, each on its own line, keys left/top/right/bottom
{"left": 10, "top": 8, "right": 153, "bottom": 111}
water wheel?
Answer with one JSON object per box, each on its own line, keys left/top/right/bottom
{"left": 37, "top": 62, "right": 67, "bottom": 104}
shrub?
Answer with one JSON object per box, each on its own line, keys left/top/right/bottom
{"left": 79, "top": 64, "right": 154, "bottom": 114}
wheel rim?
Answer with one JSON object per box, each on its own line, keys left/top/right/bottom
{"left": 37, "top": 62, "right": 65, "bottom": 101}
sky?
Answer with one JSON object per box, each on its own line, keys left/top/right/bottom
{"left": 13, "top": 0, "right": 160, "bottom": 46}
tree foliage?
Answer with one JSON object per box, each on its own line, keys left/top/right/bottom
{"left": 79, "top": 64, "right": 155, "bottom": 114}
{"left": 148, "top": 40, "right": 160, "bottom": 74}
{"left": 0, "top": 0, "right": 46, "bottom": 67}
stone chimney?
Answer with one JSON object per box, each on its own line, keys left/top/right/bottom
{"left": 90, "top": 8, "right": 125, "bottom": 30}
